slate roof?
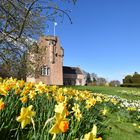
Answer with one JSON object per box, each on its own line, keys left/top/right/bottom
{"left": 63, "top": 66, "right": 83, "bottom": 74}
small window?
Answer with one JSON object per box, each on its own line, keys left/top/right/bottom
{"left": 49, "top": 41, "right": 52, "bottom": 46}
{"left": 41, "top": 66, "right": 50, "bottom": 76}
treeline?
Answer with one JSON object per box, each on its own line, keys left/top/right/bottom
{"left": 121, "top": 72, "right": 140, "bottom": 87}
{"left": 85, "top": 73, "right": 120, "bottom": 87}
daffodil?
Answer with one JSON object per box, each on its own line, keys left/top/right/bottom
{"left": 84, "top": 124, "right": 102, "bottom": 140}
{"left": 49, "top": 113, "right": 69, "bottom": 134}
{"left": 55, "top": 94, "right": 65, "bottom": 103}
{"left": 29, "top": 90, "right": 36, "bottom": 100}
{"left": 20, "top": 96, "right": 28, "bottom": 103}
{"left": 72, "top": 103, "right": 82, "bottom": 121}
{"left": 86, "top": 98, "right": 96, "bottom": 109}
{"left": 0, "top": 84, "right": 8, "bottom": 96}
{"left": 0, "top": 99, "right": 5, "bottom": 110}
{"left": 25, "top": 82, "right": 34, "bottom": 91}
{"left": 127, "top": 107, "right": 137, "bottom": 111}
{"left": 35, "top": 82, "right": 45, "bottom": 95}
{"left": 111, "top": 98, "right": 118, "bottom": 105}
{"left": 17, "top": 105, "right": 36, "bottom": 129}
{"left": 54, "top": 102, "right": 68, "bottom": 117}
{"left": 101, "top": 108, "right": 108, "bottom": 116}
{"left": 14, "top": 88, "right": 21, "bottom": 94}
{"left": 49, "top": 102, "right": 69, "bottom": 134}
{"left": 96, "top": 96, "right": 102, "bottom": 103}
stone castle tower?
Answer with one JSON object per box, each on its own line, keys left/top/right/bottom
{"left": 26, "top": 35, "right": 64, "bottom": 85}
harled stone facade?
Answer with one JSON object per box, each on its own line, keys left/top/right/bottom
{"left": 26, "top": 35, "right": 64, "bottom": 85}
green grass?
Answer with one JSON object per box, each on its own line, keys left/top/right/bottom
{"left": 69, "top": 86, "right": 140, "bottom": 100}
{"left": 106, "top": 110, "right": 140, "bottom": 140}
{"left": 106, "top": 114, "right": 140, "bottom": 140}
{"left": 68, "top": 86, "right": 140, "bottom": 140}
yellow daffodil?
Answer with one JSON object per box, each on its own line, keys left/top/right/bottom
{"left": 86, "top": 98, "right": 96, "bottom": 109}
{"left": 72, "top": 103, "right": 82, "bottom": 121}
{"left": 35, "top": 82, "right": 46, "bottom": 95}
{"left": 18, "top": 80, "right": 25, "bottom": 88}
{"left": 21, "top": 88, "right": 29, "bottom": 96}
{"left": 17, "top": 105, "right": 36, "bottom": 129}
{"left": 111, "top": 98, "right": 118, "bottom": 105}
{"left": 84, "top": 124, "right": 102, "bottom": 140}
{"left": 0, "top": 84, "right": 8, "bottom": 96}
{"left": 127, "top": 107, "right": 137, "bottom": 111}
{"left": 55, "top": 94, "right": 65, "bottom": 103}
{"left": 0, "top": 99, "right": 5, "bottom": 110}
{"left": 14, "top": 88, "right": 21, "bottom": 94}
{"left": 29, "top": 90, "right": 36, "bottom": 100}
{"left": 101, "top": 108, "right": 108, "bottom": 116}
{"left": 49, "top": 113, "right": 69, "bottom": 134}
{"left": 96, "top": 96, "right": 102, "bottom": 103}
{"left": 20, "top": 96, "right": 28, "bottom": 103}
{"left": 25, "top": 82, "right": 33, "bottom": 90}
{"left": 49, "top": 102, "right": 69, "bottom": 134}
{"left": 55, "top": 102, "right": 68, "bottom": 117}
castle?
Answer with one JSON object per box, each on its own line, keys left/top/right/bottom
{"left": 26, "top": 35, "right": 85, "bottom": 85}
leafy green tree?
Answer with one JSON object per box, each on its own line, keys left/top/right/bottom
{"left": 123, "top": 75, "right": 132, "bottom": 83}
{"left": 132, "top": 72, "right": 140, "bottom": 83}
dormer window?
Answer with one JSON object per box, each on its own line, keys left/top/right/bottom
{"left": 41, "top": 66, "right": 50, "bottom": 76}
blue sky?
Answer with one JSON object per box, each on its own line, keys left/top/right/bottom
{"left": 46, "top": 0, "right": 140, "bottom": 82}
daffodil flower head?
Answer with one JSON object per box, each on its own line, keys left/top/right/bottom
{"left": 20, "top": 96, "right": 28, "bottom": 103}
{"left": 84, "top": 124, "right": 102, "bottom": 140}
{"left": 49, "top": 113, "right": 69, "bottom": 134}
{"left": 72, "top": 103, "right": 82, "bottom": 121}
{"left": 101, "top": 108, "right": 108, "bottom": 116}
{"left": 17, "top": 105, "right": 36, "bottom": 129}
{"left": 54, "top": 102, "right": 68, "bottom": 117}
{"left": 0, "top": 99, "right": 5, "bottom": 110}
{"left": 86, "top": 98, "right": 96, "bottom": 109}
{"left": 35, "top": 82, "right": 46, "bottom": 95}
{"left": 49, "top": 102, "right": 69, "bottom": 134}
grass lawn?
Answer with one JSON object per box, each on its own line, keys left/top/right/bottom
{"left": 69, "top": 86, "right": 140, "bottom": 100}
{"left": 104, "top": 111, "right": 140, "bottom": 140}
{"left": 106, "top": 115, "right": 140, "bottom": 140}
{"left": 68, "top": 86, "right": 140, "bottom": 140}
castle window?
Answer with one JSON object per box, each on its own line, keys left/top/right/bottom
{"left": 41, "top": 66, "right": 50, "bottom": 76}
{"left": 49, "top": 41, "right": 52, "bottom": 46}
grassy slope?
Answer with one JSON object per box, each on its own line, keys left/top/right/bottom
{"left": 69, "top": 86, "right": 140, "bottom": 140}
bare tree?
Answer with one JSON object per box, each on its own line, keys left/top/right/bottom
{"left": 0, "top": 0, "right": 77, "bottom": 78}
